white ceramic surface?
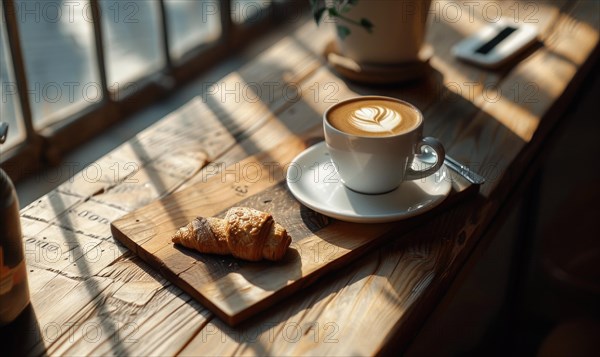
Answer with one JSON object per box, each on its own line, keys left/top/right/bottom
{"left": 335, "top": 0, "right": 432, "bottom": 65}
{"left": 286, "top": 142, "right": 451, "bottom": 223}
{"left": 324, "top": 96, "right": 445, "bottom": 194}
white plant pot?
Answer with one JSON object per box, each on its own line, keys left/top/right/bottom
{"left": 335, "top": 0, "right": 431, "bottom": 65}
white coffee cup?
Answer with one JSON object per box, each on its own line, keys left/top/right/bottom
{"left": 323, "top": 96, "right": 445, "bottom": 194}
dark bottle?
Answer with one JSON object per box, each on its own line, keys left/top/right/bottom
{"left": 0, "top": 122, "right": 29, "bottom": 326}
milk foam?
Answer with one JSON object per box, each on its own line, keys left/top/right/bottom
{"left": 327, "top": 97, "right": 421, "bottom": 137}
{"left": 349, "top": 106, "right": 402, "bottom": 134}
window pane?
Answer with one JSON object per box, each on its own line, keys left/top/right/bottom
{"left": 231, "top": 0, "right": 272, "bottom": 24}
{"left": 100, "top": 0, "right": 164, "bottom": 87}
{"left": 15, "top": 0, "right": 101, "bottom": 127}
{"left": 1, "top": 6, "right": 25, "bottom": 149}
{"left": 165, "top": 0, "right": 222, "bottom": 59}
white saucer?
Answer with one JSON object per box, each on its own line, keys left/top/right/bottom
{"left": 286, "top": 142, "right": 451, "bottom": 223}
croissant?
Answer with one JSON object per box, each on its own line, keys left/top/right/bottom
{"left": 172, "top": 207, "right": 292, "bottom": 261}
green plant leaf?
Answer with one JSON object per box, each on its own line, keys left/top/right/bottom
{"left": 360, "top": 18, "right": 374, "bottom": 32}
{"left": 328, "top": 8, "right": 339, "bottom": 17}
{"left": 336, "top": 25, "right": 351, "bottom": 40}
{"left": 309, "top": 0, "right": 319, "bottom": 13}
{"left": 313, "top": 7, "right": 327, "bottom": 24}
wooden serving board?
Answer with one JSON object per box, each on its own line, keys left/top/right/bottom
{"left": 111, "top": 133, "right": 479, "bottom": 326}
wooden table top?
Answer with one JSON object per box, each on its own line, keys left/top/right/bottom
{"left": 11, "top": 1, "right": 599, "bottom": 355}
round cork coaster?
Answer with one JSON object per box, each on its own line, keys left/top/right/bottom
{"left": 324, "top": 41, "right": 433, "bottom": 85}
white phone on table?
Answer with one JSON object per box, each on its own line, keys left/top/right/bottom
{"left": 452, "top": 19, "right": 539, "bottom": 69}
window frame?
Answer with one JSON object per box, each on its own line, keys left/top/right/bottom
{"left": 1, "top": 0, "right": 306, "bottom": 181}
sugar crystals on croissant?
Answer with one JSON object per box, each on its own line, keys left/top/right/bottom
{"left": 172, "top": 207, "right": 291, "bottom": 261}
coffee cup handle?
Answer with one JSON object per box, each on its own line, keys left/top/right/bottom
{"left": 404, "top": 137, "right": 446, "bottom": 181}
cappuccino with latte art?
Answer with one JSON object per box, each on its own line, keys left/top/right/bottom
{"left": 326, "top": 97, "right": 421, "bottom": 137}
{"left": 324, "top": 96, "right": 445, "bottom": 194}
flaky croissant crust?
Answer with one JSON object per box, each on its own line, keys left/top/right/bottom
{"left": 172, "top": 207, "right": 291, "bottom": 261}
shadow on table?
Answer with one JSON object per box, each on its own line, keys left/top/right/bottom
{"left": 1, "top": 304, "right": 46, "bottom": 357}
{"left": 197, "top": 49, "right": 538, "bottom": 356}
{"left": 135, "top": 17, "right": 564, "bottom": 352}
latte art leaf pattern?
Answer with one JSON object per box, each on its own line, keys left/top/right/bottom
{"left": 350, "top": 106, "right": 402, "bottom": 133}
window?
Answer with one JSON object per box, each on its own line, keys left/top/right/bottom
{"left": 100, "top": 1, "right": 164, "bottom": 85}
{"left": 232, "top": 0, "right": 272, "bottom": 24}
{"left": 1, "top": 10, "right": 25, "bottom": 149}
{"left": 16, "top": 0, "right": 101, "bottom": 126}
{"left": 165, "top": 0, "right": 222, "bottom": 60}
{"left": 1, "top": 0, "right": 305, "bottom": 181}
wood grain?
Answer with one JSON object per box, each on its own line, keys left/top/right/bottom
{"left": 12, "top": 1, "right": 598, "bottom": 355}
{"left": 178, "top": 1, "right": 600, "bottom": 355}
{"left": 12, "top": 21, "right": 339, "bottom": 354}
{"left": 112, "top": 128, "right": 476, "bottom": 325}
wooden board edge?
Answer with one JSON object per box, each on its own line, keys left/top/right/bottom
{"left": 108, "top": 124, "right": 481, "bottom": 326}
